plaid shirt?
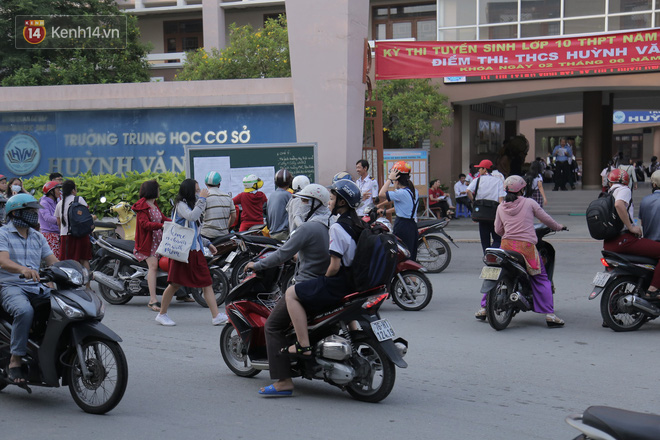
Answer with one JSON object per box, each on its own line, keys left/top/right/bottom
{"left": 0, "top": 221, "right": 53, "bottom": 291}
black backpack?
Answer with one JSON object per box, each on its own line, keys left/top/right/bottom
{"left": 585, "top": 193, "right": 623, "bottom": 240}
{"left": 67, "top": 196, "right": 95, "bottom": 237}
{"left": 338, "top": 218, "right": 398, "bottom": 292}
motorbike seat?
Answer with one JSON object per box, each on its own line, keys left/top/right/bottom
{"left": 94, "top": 221, "right": 117, "bottom": 229}
{"left": 417, "top": 219, "right": 442, "bottom": 229}
{"left": 211, "top": 234, "right": 234, "bottom": 246}
{"left": 106, "top": 237, "right": 136, "bottom": 253}
{"left": 341, "top": 285, "right": 388, "bottom": 303}
{"left": 602, "top": 251, "right": 658, "bottom": 266}
{"left": 582, "top": 405, "right": 660, "bottom": 440}
{"left": 486, "top": 248, "right": 528, "bottom": 267}
{"left": 241, "top": 235, "right": 281, "bottom": 245}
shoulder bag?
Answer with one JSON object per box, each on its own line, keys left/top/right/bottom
{"left": 471, "top": 176, "right": 499, "bottom": 223}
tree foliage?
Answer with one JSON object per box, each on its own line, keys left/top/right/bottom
{"left": 0, "top": 0, "right": 151, "bottom": 86}
{"left": 176, "top": 15, "right": 290, "bottom": 81}
{"left": 375, "top": 79, "right": 452, "bottom": 148}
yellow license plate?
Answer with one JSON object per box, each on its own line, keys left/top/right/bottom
{"left": 479, "top": 267, "right": 502, "bottom": 280}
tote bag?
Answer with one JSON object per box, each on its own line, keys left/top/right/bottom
{"left": 156, "top": 209, "right": 195, "bottom": 263}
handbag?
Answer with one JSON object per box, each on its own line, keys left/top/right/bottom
{"left": 156, "top": 209, "right": 195, "bottom": 263}
{"left": 471, "top": 176, "right": 499, "bottom": 222}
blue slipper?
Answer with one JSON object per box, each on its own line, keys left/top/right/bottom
{"left": 258, "top": 384, "right": 293, "bottom": 397}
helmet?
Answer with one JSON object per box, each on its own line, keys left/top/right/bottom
{"left": 330, "top": 180, "right": 361, "bottom": 209}
{"left": 292, "top": 175, "right": 310, "bottom": 192}
{"left": 0, "top": 174, "right": 6, "bottom": 182}
{"left": 293, "top": 183, "right": 330, "bottom": 206}
{"left": 332, "top": 171, "right": 352, "bottom": 183}
{"left": 5, "top": 194, "right": 41, "bottom": 216}
{"left": 504, "top": 175, "right": 526, "bottom": 193}
{"left": 275, "top": 169, "right": 293, "bottom": 188}
{"left": 205, "top": 171, "right": 222, "bottom": 186}
{"left": 242, "top": 174, "right": 263, "bottom": 192}
{"left": 42, "top": 180, "right": 62, "bottom": 195}
{"left": 607, "top": 168, "right": 630, "bottom": 186}
{"left": 651, "top": 170, "right": 660, "bottom": 187}
{"left": 392, "top": 160, "right": 412, "bottom": 175}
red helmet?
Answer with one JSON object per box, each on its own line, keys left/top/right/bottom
{"left": 607, "top": 168, "right": 630, "bottom": 186}
{"left": 42, "top": 180, "right": 62, "bottom": 195}
{"left": 392, "top": 160, "right": 412, "bottom": 174}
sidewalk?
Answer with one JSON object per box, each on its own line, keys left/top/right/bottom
{"left": 434, "top": 181, "right": 653, "bottom": 243}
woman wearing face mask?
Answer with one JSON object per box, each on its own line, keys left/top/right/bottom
{"left": 39, "top": 181, "right": 63, "bottom": 259}
{"left": 6, "top": 178, "right": 27, "bottom": 198}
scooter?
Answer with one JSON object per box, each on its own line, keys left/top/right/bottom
{"left": 219, "top": 265, "right": 408, "bottom": 403}
{"left": 91, "top": 197, "right": 136, "bottom": 241}
{"left": 390, "top": 238, "right": 433, "bottom": 311}
{"left": 0, "top": 260, "right": 128, "bottom": 414}
{"left": 589, "top": 250, "right": 658, "bottom": 332}
{"left": 479, "top": 224, "right": 565, "bottom": 330}
{"left": 416, "top": 218, "right": 457, "bottom": 273}
{"left": 566, "top": 406, "right": 660, "bottom": 439}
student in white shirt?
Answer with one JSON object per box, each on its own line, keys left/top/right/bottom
{"left": 355, "top": 159, "right": 379, "bottom": 217}
{"left": 467, "top": 159, "right": 506, "bottom": 254}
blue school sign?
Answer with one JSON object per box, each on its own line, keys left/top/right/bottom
{"left": 0, "top": 105, "right": 296, "bottom": 177}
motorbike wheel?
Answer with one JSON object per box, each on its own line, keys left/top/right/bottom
{"left": 416, "top": 236, "right": 451, "bottom": 273}
{"left": 67, "top": 338, "right": 128, "bottom": 414}
{"left": 486, "top": 277, "right": 515, "bottom": 331}
{"left": 96, "top": 261, "right": 132, "bottom": 305}
{"left": 600, "top": 276, "right": 646, "bottom": 332}
{"left": 346, "top": 334, "right": 396, "bottom": 403}
{"left": 190, "top": 268, "right": 230, "bottom": 308}
{"left": 391, "top": 270, "right": 433, "bottom": 311}
{"left": 230, "top": 254, "right": 252, "bottom": 287}
{"left": 220, "top": 324, "right": 260, "bottom": 378}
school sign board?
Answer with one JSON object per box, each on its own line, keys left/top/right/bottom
{"left": 0, "top": 105, "right": 296, "bottom": 178}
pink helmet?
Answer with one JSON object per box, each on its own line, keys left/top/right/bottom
{"left": 504, "top": 175, "right": 526, "bottom": 193}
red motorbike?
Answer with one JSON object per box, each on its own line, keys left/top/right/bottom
{"left": 219, "top": 265, "right": 408, "bottom": 403}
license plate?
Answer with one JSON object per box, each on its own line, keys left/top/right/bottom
{"left": 480, "top": 266, "right": 502, "bottom": 280}
{"left": 371, "top": 319, "right": 395, "bottom": 342}
{"left": 592, "top": 272, "right": 611, "bottom": 287}
{"left": 225, "top": 251, "right": 237, "bottom": 264}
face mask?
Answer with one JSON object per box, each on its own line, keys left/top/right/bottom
{"left": 11, "top": 185, "right": 21, "bottom": 193}
{"left": 12, "top": 210, "right": 40, "bottom": 230}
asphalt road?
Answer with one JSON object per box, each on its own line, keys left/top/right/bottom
{"left": 3, "top": 185, "right": 659, "bottom": 439}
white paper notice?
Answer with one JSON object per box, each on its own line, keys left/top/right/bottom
{"left": 194, "top": 157, "right": 231, "bottom": 190}
{"left": 229, "top": 167, "right": 275, "bottom": 199}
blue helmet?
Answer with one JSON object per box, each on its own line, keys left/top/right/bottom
{"left": 5, "top": 194, "right": 41, "bottom": 216}
{"left": 330, "top": 180, "right": 361, "bottom": 209}
{"left": 205, "top": 171, "right": 222, "bottom": 186}
{"left": 332, "top": 171, "right": 352, "bottom": 183}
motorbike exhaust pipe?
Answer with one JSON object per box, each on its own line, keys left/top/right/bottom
{"left": 625, "top": 295, "right": 660, "bottom": 317}
{"left": 509, "top": 292, "right": 531, "bottom": 312}
{"left": 92, "top": 271, "right": 126, "bottom": 293}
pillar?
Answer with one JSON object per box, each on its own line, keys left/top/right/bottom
{"left": 286, "top": 0, "right": 369, "bottom": 183}
{"left": 203, "top": 0, "right": 226, "bottom": 50}
{"left": 582, "top": 91, "right": 607, "bottom": 190}
{"left": 504, "top": 106, "right": 518, "bottom": 143}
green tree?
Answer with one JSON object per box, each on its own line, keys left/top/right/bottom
{"left": 176, "top": 15, "right": 290, "bottom": 81}
{"left": 375, "top": 79, "right": 452, "bottom": 148}
{"left": 0, "top": 0, "right": 151, "bottom": 86}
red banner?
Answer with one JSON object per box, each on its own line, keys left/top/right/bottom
{"left": 375, "top": 29, "right": 660, "bottom": 81}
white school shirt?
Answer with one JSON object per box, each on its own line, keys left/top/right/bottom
{"left": 467, "top": 174, "right": 505, "bottom": 202}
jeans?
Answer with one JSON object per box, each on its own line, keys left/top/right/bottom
{"left": 0, "top": 285, "right": 50, "bottom": 356}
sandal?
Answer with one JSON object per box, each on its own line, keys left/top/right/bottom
{"left": 177, "top": 296, "right": 195, "bottom": 303}
{"left": 281, "top": 341, "right": 313, "bottom": 359}
{"left": 475, "top": 307, "right": 487, "bottom": 321}
{"left": 546, "top": 314, "right": 565, "bottom": 328}
{"left": 148, "top": 302, "right": 161, "bottom": 312}
{"left": 7, "top": 366, "right": 26, "bottom": 384}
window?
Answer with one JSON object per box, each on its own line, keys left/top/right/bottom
{"left": 372, "top": 3, "right": 437, "bottom": 40}
{"left": 163, "top": 19, "right": 203, "bottom": 53}
{"left": 564, "top": 17, "right": 605, "bottom": 35}
{"left": 521, "top": 0, "right": 560, "bottom": 21}
{"left": 564, "top": 0, "right": 606, "bottom": 18}
{"left": 609, "top": 13, "right": 651, "bottom": 30}
{"left": 609, "top": 0, "right": 652, "bottom": 14}
{"left": 480, "top": 0, "right": 518, "bottom": 25}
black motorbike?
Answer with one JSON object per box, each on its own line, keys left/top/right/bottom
{"left": 0, "top": 261, "right": 128, "bottom": 414}
{"left": 415, "top": 218, "right": 457, "bottom": 273}
{"left": 566, "top": 406, "right": 660, "bottom": 439}
{"left": 589, "top": 250, "right": 658, "bottom": 332}
{"left": 219, "top": 265, "right": 408, "bottom": 403}
{"left": 222, "top": 232, "right": 283, "bottom": 287}
{"left": 479, "top": 224, "right": 565, "bottom": 330}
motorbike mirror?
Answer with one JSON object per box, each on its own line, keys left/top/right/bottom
{"left": 100, "top": 196, "right": 107, "bottom": 203}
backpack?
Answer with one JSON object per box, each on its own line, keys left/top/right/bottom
{"left": 585, "top": 193, "right": 623, "bottom": 240}
{"left": 338, "top": 218, "right": 398, "bottom": 292}
{"left": 67, "top": 196, "right": 95, "bottom": 237}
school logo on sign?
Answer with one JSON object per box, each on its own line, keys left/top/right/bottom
{"left": 4, "top": 133, "right": 41, "bottom": 175}
{"left": 22, "top": 19, "right": 46, "bottom": 45}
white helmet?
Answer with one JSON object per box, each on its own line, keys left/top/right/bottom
{"left": 292, "top": 175, "right": 311, "bottom": 192}
{"left": 242, "top": 174, "right": 263, "bottom": 192}
{"left": 293, "top": 183, "right": 330, "bottom": 206}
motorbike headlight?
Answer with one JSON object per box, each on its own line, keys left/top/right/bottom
{"left": 60, "top": 267, "right": 84, "bottom": 286}
{"left": 54, "top": 296, "right": 85, "bottom": 319}
{"left": 397, "top": 243, "right": 410, "bottom": 259}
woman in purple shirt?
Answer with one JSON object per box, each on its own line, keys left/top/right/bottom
{"left": 38, "top": 180, "right": 62, "bottom": 259}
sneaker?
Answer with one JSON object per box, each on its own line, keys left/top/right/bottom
{"left": 212, "top": 312, "right": 228, "bottom": 326}
{"left": 475, "top": 307, "right": 487, "bottom": 321}
{"left": 155, "top": 313, "right": 176, "bottom": 326}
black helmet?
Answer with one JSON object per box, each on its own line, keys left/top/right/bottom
{"left": 275, "top": 169, "right": 293, "bottom": 188}
{"left": 329, "top": 180, "right": 360, "bottom": 209}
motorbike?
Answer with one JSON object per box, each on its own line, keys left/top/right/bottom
{"left": 479, "top": 224, "right": 565, "bottom": 330}
{"left": 91, "top": 197, "right": 137, "bottom": 241}
{"left": 415, "top": 218, "right": 457, "bottom": 273}
{"left": 390, "top": 238, "right": 433, "bottom": 311}
{"left": 219, "top": 265, "right": 409, "bottom": 403}
{"left": 566, "top": 406, "right": 660, "bottom": 439}
{"left": 91, "top": 235, "right": 229, "bottom": 308}
{"left": 589, "top": 249, "right": 658, "bottom": 332}
{"left": 0, "top": 261, "right": 128, "bottom": 414}
{"left": 222, "top": 232, "right": 283, "bottom": 287}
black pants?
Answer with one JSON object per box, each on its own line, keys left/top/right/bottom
{"left": 264, "top": 298, "right": 293, "bottom": 380}
{"left": 478, "top": 220, "right": 501, "bottom": 255}
{"left": 554, "top": 161, "right": 570, "bottom": 189}
{"left": 394, "top": 217, "right": 418, "bottom": 260}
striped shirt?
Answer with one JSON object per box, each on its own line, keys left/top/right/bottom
{"left": 200, "top": 187, "right": 235, "bottom": 238}
{"left": 0, "top": 222, "right": 53, "bottom": 290}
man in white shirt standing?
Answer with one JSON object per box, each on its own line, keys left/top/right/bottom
{"left": 355, "top": 159, "right": 379, "bottom": 217}
{"left": 454, "top": 173, "right": 472, "bottom": 213}
{"left": 467, "top": 159, "right": 506, "bottom": 254}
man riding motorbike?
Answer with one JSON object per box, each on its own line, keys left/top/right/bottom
{"left": 244, "top": 184, "right": 333, "bottom": 396}
{"left": 0, "top": 194, "right": 59, "bottom": 384}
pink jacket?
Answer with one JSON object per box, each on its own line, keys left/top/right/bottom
{"left": 495, "top": 197, "right": 562, "bottom": 244}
